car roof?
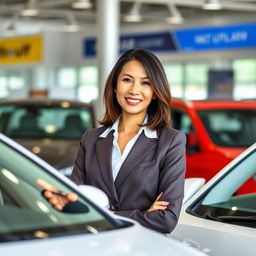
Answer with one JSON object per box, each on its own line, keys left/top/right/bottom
{"left": 0, "top": 98, "right": 93, "bottom": 108}
{"left": 172, "top": 98, "right": 256, "bottom": 110}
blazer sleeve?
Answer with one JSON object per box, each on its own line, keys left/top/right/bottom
{"left": 70, "top": 132, "right": 88, "bottom": 185}
{"left": 115, "top": 131, "right": 186, "bottom": 234}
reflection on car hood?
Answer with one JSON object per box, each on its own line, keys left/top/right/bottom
{"left": 217, "top": 146, "right": 245, "bottom": 159}
{"left": 0, "top": 223, "right": 205, "bottom": 256}
{"left": 14, "top": 138, "right": 79, "bottom": 169}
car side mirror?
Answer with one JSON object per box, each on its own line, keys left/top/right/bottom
{"left": 186, "top": 132, "right": 199, "bottom": 155}
{"left": 183, "top": 178, "right": 205, "bottom": 204}
{"left": 79, "top": 185, "right": 109, "bottom": 209}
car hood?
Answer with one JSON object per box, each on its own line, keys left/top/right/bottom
{"left": 0, "top": 223, "right": 205, "bottom": 256}
{"left": 14, "top": 138, "right": 79, "bottom": 169}
{"left": 216, "top": 146, "right": 246, "bottom": 159}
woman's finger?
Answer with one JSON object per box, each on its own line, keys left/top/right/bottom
{"left": 155, "top": 192, "right": 163, "bottom": 202}
{"left": 153, "top": 201, "right": 169, "bottom": 206}
{"left": 67, "top": 192, "right": 78, "bottom": 202}
{"left": 151, "top": 205, "right": 167, "bottom": 211}
{"left": 36, "top": 178, "right": 59, "bottom": 193}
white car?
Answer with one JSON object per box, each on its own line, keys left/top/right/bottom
{"left": 0, "top": 133, "right": 205, "bottom": 256}
{"left": 170, "top": 143, "right": 256, "bottom": 256}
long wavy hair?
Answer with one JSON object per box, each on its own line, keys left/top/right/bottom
{"left": 100, "top": 48, "right": 172, "bottom": 130}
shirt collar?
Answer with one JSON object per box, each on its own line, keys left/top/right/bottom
{"left": 99, "top": 115, "right": 157, "bottom": 139}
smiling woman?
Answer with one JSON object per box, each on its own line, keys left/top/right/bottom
{"left": 66, "top": 48, "right": 187, "bottom": 234}
{"left": 37, "top": 49, "right": 186, "bottom": 234}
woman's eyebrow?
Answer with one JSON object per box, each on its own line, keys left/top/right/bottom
{"left": 122, "top": 73, "right": 149, "bottom": 79}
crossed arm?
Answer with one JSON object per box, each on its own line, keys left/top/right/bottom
{"left": 36, "top": 178, "right": 168, "bottom": 213}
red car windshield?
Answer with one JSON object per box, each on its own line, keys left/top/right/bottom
{"left": 198, "top": 109, "right": 256, "bottom": 147}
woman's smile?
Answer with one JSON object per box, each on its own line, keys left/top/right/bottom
{"left": 125, "top": 97, "right": 142, "bottom": 106}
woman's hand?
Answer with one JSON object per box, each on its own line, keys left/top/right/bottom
{"left": 147, "top": 192, "right": 169, "bottom": 212}
{"left": 36, "top": 178, "right": 78, "bottom": 211}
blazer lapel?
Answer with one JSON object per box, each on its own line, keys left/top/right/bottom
{"left": 115, "top": 132, "right": 158, "bottom": 190}
{"left": 95, "top": 132, "right": 119, "bottom": 202}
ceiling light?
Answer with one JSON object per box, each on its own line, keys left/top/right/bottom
{"left": 5, "top": 12, "right": 19, "bottom": 36}
{"left": 5, "top": 23, "right": 16, "bottom": 36}
{"left": 65, "top": 12, "right": 80, "bottom": 32}
{"left": 166, "top": 3, "right": 183, "bottom": 24}
{"left": 71, "top": 0, "right": 92, "bottom": 9}
{"left": 203, "top": 0, "right": 222, "bottom": 10}
{"left": 21, "top": 0, "right": 39, "bottom": 16}
{"left": 123, "top": 2, "right": 142, "bottom": 22}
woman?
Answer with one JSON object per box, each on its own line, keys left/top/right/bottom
{"left": 39, "top": 49, "right": 186, "bottom": 234}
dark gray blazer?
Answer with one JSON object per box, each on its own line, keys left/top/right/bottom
{"left": 71, "top": 126, "right": 186, "bottom": 233}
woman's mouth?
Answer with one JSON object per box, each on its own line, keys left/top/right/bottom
{"left": 125, "top": 97, "right": 142, "bottom": 106}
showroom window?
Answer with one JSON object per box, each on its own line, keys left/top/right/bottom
{"left": 56, "top": 67, "right": 77, "bottom": 88}
{"left": 164, "top": 64, "right": 184, "bottom": 98}
{"left": 8, "top": 70, "right": 26, "bottom": 90}
{"left": 0, "top": 69, "right": 31, "bottom": 99}
{"left": 78, "top": 66, "right": 98, "bottom": 103}
{"left": 184, "top": 63, "right": 208, "bottom": 100}
{"left": 0, "top": 72, "right": 8, "bottom": 98}
{"left": 233, "top": 59, "right": 256, "bottom": 100}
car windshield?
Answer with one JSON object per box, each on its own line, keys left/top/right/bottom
{"left": 0, "top": 104, "right": 94, "bottom": 140}
{"left": 188, "top": 146, "right": 256, "bottom": 229}
{"left": 198, "top": 109, "right": 256, "bottom": 147}
{"left": 0, "top": 139, "right": 126, "bottom": 242}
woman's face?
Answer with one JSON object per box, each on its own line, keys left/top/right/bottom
{"left": 116, "top": 59, "right": 154, "bottom": 119}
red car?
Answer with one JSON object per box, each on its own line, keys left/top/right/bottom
{"left": 171, "top": 98, "right": 256, "bottom": 194}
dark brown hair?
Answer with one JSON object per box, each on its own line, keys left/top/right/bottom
{"left": 100, "top": 48, "right": 172, "bottom": 129}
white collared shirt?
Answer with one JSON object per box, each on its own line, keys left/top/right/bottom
{"left": 99, "top": 117, "right": 157, "bottom": 181}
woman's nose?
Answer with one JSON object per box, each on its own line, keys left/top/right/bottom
{"left": 129, "top": 81, "right": 140, "bottom": 94}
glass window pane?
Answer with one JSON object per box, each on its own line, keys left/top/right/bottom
{"left": 164, "top": 64, "right": 183, "bottom": 98}
{"left": 78, "top": 85, "right": 98, "bottom": 103}
{"left": 233, "top": 59, "right": 256, "bottom": 82}
{"left": 233, "top": 59, "right": 256, "bottom": 100}
{"left": 78, "top": 67, "right": 98, "bottom": 103}
{"left": 79, "top": 67, "right": 98, "bottom": 85}
{"left": 185, "top": 63, "right": 208, "bottom": 100}
{"left": 9, "top": 76, "right": 24, "bottom": 90}
{"left": 57, "top": 68, "right": 77, "bottom": 88}
{"left": 0, "top": 77, "right": 8, "bottom": 98}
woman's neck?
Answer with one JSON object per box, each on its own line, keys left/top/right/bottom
{"left": 118, "top": 113, "right": 146, "bottom": 134}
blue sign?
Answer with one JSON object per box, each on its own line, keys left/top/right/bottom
{"left": 84, "top": 31, "right": 177, "bottom": 57}
{"left": 174, "top": 22, "right": 256, "bottom": 52}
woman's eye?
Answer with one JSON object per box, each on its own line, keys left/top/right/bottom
{"left": 142, "top": 81, "right": 151, "bottom": 86}
{"left": 123, "top": 78, "right": 132, "bottom": 83}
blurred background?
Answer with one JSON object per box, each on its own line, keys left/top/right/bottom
{"left": 0, "top": 0, "right": 256, "bottom": 178}
{"left": 0, "top": 0, "right": 256, "bottom": 105}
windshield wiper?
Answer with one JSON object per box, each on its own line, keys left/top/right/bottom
{"left": 204, "top": 213, "right": 256, "bottom": 222}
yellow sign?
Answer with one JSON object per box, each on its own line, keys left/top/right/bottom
{"left": 0, "top": 35, "right": 43, "bottom": 65}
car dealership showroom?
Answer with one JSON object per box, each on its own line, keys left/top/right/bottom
{"left": 0, "top": 0, "right": 256, "bottom": 255}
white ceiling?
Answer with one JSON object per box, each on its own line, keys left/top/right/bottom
{"left": 0, "top": 0, "right": 256, "bottom": 35}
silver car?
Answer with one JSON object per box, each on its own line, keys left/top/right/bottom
{"left": 170, "top": 143, "right": 256, "bottom": 256}
{"left": 0, "top": 133, "right": 205, "bottom": 256}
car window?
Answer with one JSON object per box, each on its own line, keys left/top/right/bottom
{"left": 0, "top": 104, "right": 94, "bottom": 139}
{"left": 172, "top": 108, "right": 194, "bottom": 134}
{"left": 187, "top": 148, "right": 256, "bottom": 229}
{"left": 0, "top": 140, "right": 126, "bottom": 242}
{"left": 198, "top": 109, "right": 256, "bottom": 147}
